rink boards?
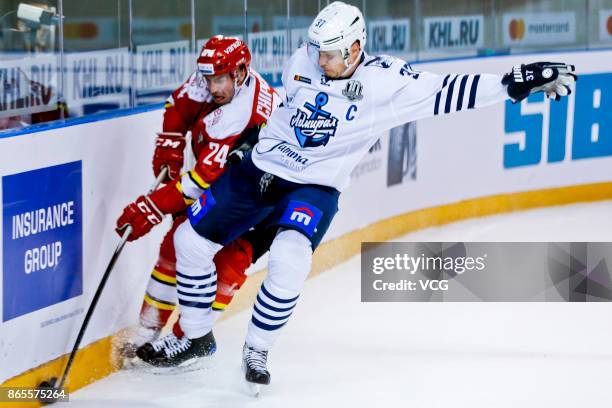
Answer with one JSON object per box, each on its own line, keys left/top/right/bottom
{"left": 0, "top": 49, "right": 611, "bottom": 396}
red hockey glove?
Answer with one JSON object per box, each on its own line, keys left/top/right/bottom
{"left": 116, "top": 195, "right": 164, "bottom": 241}
{"left": 147, "top": 179, "right": 193, "bottom": 214}
{"left": 152, "top": 132, "right": 186, "bottom": 181}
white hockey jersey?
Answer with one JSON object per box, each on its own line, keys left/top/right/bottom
{"left": 251, "top": 45, "right": 509, "bottom": 191}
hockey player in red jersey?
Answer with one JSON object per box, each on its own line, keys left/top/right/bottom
{"left": 116, "top": 35, "right": 279, "bottom": 354}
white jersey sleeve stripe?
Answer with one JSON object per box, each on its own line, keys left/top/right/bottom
{"left": 433, "top": 74, "right": 451, "bottom": 115}
{"left": 444, "top": 75, "right": 460, "bottom": 114}
{"left": 455, "top": 75, "right": 470, "bottom": 111}
{"left": 467, "top": 74, "right": 481, "bottom": 109}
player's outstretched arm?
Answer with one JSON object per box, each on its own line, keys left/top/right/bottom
{"left": 387, "top": 60, "right": 576, "bottom": 125}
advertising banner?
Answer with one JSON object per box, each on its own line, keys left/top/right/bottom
{"left": 134, "top": 40, "right": 194, "bottom": 103}
{"left": 424, "top": 15, "right": 484, "bottom": 51}
{"left": 2, "top": 161, "right": 83, "bottom": 321}
{"left": 368, "top": 18, "right": 411, "bottom": 55}
{"left": 0, "top": 55, "right": 59, "bottom": 120}
{"left": 248, "top": 30, "right": 290, "bottom": 87}
{"left": 503, "top": 12, "right": 576, "bottom": 46}
{"left": 64, "top": 48, "right": 130, "bottom": 116}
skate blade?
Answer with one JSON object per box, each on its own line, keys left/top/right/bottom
{"left": 125, "top": 354, "right": 217, "bottom": 375}
{"left": 246, "top": 382, "right": 263, "bottom": 398}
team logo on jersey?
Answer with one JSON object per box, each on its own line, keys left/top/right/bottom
{"left": 399, "top": 62, "right": 421, "bottom": 79}
{"left": 342, "top": 80, "right": 363, "bottom": 101}
{"left": 290, "top": 92, "right": 339, "bottom": 148}
{"left": 207, "top": 108, "right": 223, "bottom": 127}
{"left": 364, "top": 55, "right": 395, "bottom": 69}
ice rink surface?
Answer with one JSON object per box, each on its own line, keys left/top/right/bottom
{"left": 69, "top": 201, "right": 612, "bottom": 408}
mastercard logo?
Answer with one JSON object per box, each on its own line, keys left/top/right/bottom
{"left": 509, "top": 19, "right": 526, "bottom": 40}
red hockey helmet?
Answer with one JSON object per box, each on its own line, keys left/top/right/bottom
{"left": 197, "top": 35, "right": 251, "bottom": 77}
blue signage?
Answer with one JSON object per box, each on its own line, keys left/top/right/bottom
{"left": 3, "top": 161, "right": 83, "bottom": 321}
{"left": 504, "top": 73, "right": 612, "bottom": 168}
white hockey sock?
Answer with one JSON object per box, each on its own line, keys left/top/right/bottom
{"left": 246, "top": 229, "right": 312, "bottom": 350}
{"left": 210, "top": 309, "right": 223, "bottom": 324}
{"left": 173, "top": 221, "right": 222, "bottom": 339}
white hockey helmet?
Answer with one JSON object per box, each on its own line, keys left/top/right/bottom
{"left": 308, "top": 1, "right": 367, "bottom": 62}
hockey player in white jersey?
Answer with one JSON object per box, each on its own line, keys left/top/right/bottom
{"left": 136, "top": 1, "right": 576, "bottom": 392}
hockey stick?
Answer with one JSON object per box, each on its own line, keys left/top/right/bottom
{"left": 37, "top": 167, "right": 169, "bottom": 404}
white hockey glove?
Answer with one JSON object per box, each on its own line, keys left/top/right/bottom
{"left": 502, "top": 62, "right": 577, "bottom": 102}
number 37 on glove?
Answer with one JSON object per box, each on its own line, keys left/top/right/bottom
{"left": 502, "top": 62, "right": 577, "bottom": 102}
